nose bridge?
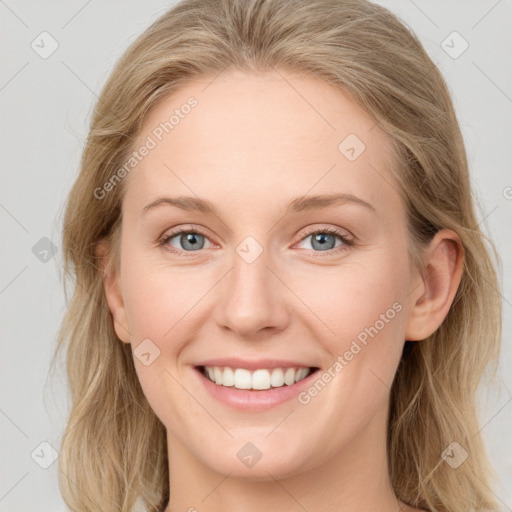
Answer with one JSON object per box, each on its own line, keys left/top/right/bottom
{"left": 216, "top": 237, "right": 290, "bottom": 337}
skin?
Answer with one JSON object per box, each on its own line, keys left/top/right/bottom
{"left": 98, "top": 68, "right": 464, "bottom": 512}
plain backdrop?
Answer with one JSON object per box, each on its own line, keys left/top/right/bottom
{"left": 1, "top": 1, "right": 511, "bottom": 510}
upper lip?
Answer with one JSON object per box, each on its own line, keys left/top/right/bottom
{"left": 194, "top": 358, "right": 318, "bottom": 371}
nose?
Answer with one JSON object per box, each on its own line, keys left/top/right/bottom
{"left": 214, "top": 246, "right": 292, "bottom": 339}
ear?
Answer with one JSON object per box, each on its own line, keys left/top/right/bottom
{"left": 96, "top": 239, "right": 131, "bottom": 344}
{"left": 404, "top": 229, "right": 464, "bottom": 341}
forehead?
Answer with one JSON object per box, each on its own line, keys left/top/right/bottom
{"left": 123, "top": 68, "right": 402, "bottom": 221}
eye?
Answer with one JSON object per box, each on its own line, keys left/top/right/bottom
{"left": 295, "top": 226, "right": 354, "bottom": 253}
{"left": 159, "top": 226, "right": 214, "bottom": 254}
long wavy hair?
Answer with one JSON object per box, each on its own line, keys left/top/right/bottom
{"left": 50, "top": 0, "right": 503, "bottom": 510}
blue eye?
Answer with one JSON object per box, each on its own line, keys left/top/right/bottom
{"left": 160, "top": 230, "right": 212, "bottom": 252}
{"left": 297, "top": 227, "right": 351, "bottom": 252}
{"left": 159, "top": 226, "right": 353, "bottom": 255}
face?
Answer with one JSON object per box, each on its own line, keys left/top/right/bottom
{"left": 105, "top": 68, "right": 423, "bottom": 479}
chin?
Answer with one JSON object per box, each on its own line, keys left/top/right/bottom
{"left": 196, "top": 437, "right": 316, "bottom": 481}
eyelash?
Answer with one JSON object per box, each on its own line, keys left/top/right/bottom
{"left": 158, "top": 225, "right": 354, "bottom": 257}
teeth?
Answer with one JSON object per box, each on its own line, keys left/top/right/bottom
{"left": 223, "top": 367, "right": 234, "bottom": 387}
{"left": 202, "top": 366, "right": 313, "bottom": 390}
{"left": 234, "top": 368, "right": 252, "bottom": 389}
{"left": 252, "top": 369, "right": 271, "bottom": 390}
{"left": 284, "top": 368, "right": 295, "bottom": 385}
{"left": 270, "top": 368, "right": 284, "bottom": 387}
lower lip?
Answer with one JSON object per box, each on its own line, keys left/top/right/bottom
{"left": 193, "top": 366, "right": 319, "bottom": 412}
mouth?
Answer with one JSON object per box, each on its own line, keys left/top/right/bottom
{"left": 195, "top": 365, "right": 321, "bottom": 391}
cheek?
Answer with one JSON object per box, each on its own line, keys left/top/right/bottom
{"left": 121, "top": 251, "right": 213, "bottom": 344}
{"left": 297, "top": 250, "right": 409, "bottom": 386}
{"left": 300, "top": 256, "right": 406, "bottom": 337}
{"left": 119, "top": 256, "right": 211, "bottom": 424}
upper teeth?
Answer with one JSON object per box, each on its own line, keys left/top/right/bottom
{"left": 203, "top": 366, "right": 312, "bottom": 390}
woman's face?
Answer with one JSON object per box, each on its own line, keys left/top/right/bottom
{"left": 105, "top": 68, "right": 425, "bottom": 478}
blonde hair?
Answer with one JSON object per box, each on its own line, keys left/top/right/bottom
{"left": 51, "top": 0, "right": 503, "bottom": 510}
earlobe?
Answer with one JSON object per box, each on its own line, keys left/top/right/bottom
{"left": 96, "top": 239, "right": 131, "bottom": 344}
{"left": 404, "top": 230, "right": 464, "bottom": 342}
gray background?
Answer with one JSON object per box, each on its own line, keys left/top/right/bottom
{"left": 1, "top": 1, "right": 511, "bottom": 510}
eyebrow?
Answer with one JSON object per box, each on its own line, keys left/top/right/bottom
{"left": 141, "top": 193, "right": 376, "bottom": 216}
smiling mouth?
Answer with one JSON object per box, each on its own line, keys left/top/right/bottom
{"left": 196, "top": 365, "right": 320, "bottom": 391}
